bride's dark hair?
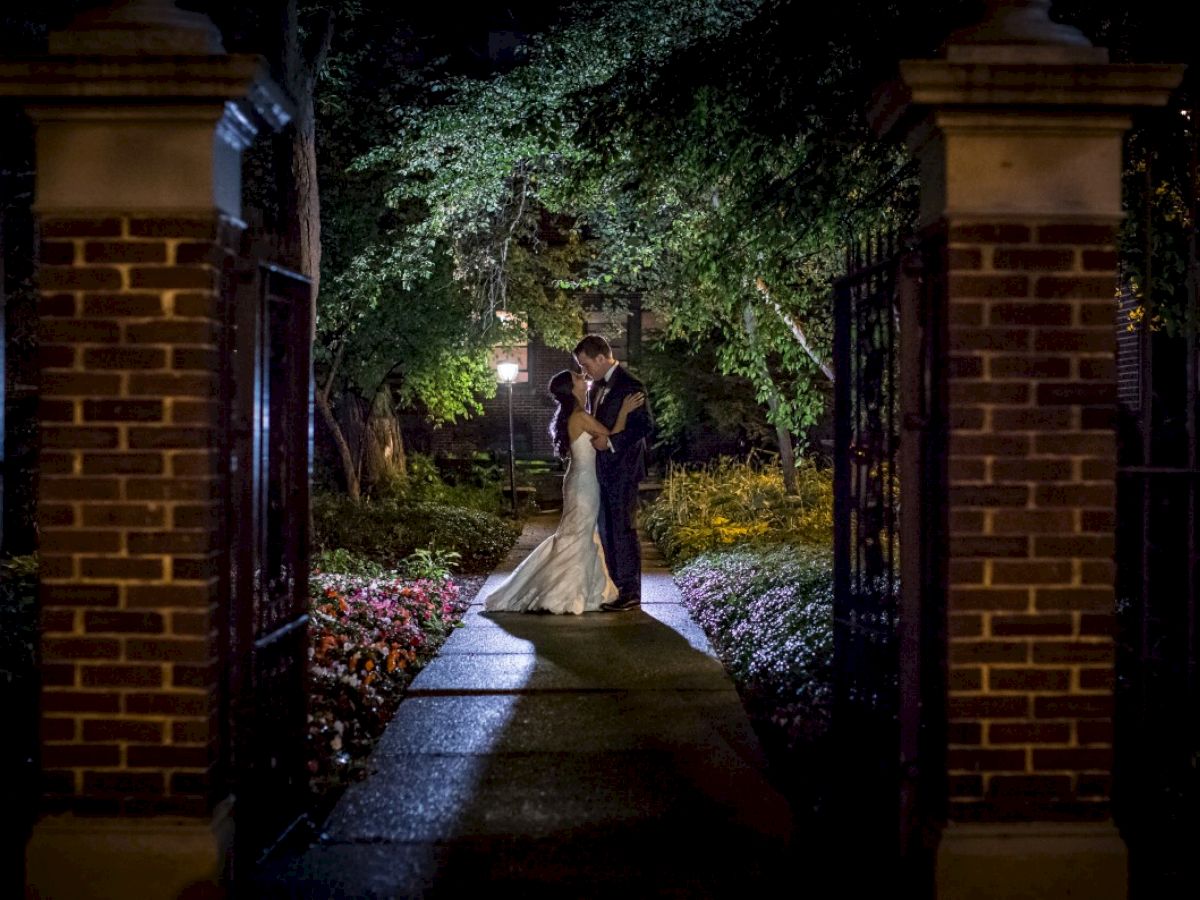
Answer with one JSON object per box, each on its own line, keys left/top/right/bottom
{"left": 547, "top": 369, "right": 578, "bottom": 458}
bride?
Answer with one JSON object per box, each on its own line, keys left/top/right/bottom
{"left": 483, "top": 369, "right": 645, "bottom": 615}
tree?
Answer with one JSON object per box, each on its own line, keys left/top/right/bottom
{"left": 357, "top": 0, "right": 934, "bottom": 489}
{"left": 638, "top": 334, "right": 774, "bottom": 462}
{"left": 307, "top": 2, "right": 590, "bottom": 497}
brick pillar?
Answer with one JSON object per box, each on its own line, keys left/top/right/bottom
{"left": 36, "top": 212, "right": 237, "bottom": 807}
{"left": 869, "top": 4, "right": 1182, "bottom": 898}
{"left": 2, "top": 3, "right": 291, "bottom": 897}
{"left": 944, "top": 219, "right": 1123, "bottom": 816}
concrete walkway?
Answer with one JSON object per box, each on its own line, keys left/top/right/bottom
{"left": 258, "top": 514, "right": 795, "bottom": 898}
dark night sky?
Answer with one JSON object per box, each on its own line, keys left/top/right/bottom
{"left": 369, "top": 1, "right": 574, "bottom": 76}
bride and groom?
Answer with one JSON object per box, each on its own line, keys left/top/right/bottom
{"left": 484, "top": 334, "right": 652, "bottom": 615}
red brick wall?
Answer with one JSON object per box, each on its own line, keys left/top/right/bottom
{"left": 944, "top": 220, "right": 1118, "bottom": 821}
{"left": 428, "top": 340, "right": 576, "bottom": 458}
{"left": 35, "top": 214, "right": 237, "bottom": 816}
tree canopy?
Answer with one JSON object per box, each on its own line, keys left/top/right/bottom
{"left": 344, "top": 0, "right": 940, "bottom": 480}
{"left": 6, "top": 0, "right": 1200, "bottom": 496}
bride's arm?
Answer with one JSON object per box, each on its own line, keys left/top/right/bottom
{"left": 573, "top": 411, "right": 611, "bottom": 438}
{"left": 578, "top": 399, "right": 642, "bottom": 437}
{"left": 575, "top": 395, "right": 646, "bottom": 444}
{"left": 610, "top": 392, "right": 645, "bottom": 435}
{"left": 591, "top": 393, "right": 646, "bottom": 450}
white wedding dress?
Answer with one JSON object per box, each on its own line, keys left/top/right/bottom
{"left": 484, "top": 431, "right": 618, "bottom": 614}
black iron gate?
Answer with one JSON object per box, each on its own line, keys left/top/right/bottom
{"left": 221, "top": 251, "right": 313, "bottom": 876}
{"left": 832, "top": 229, "right": 947, "bottom": 889}
{"left": 1114, "top": 130, "right": 1200, "bottom": 897}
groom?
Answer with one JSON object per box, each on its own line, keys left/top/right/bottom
{"left": 574, "top": 334, "right": 653, "bottom": 612}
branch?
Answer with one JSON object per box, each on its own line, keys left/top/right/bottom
{"left": 320, "top": 340, "right": 345, "bottom": 405}
{"left": 304, "top": 9, "right": 336, "bottom": 87}
{"left": 282, "top": 2, "right": 335, "bottom": 98}
{"left": 754, "top": 277, "right": 834, "bottom": 382}
{"left": 315, "top": 379, "right": 359, "bottom": 499}
{"left": 492, "top": 164, "right": 531, "bottom": 315}
{"left": 354, "top": 394, "right": 367, "bottom": 485}
{"left": 771, "top": 302, "right": 834, "bottom": 382}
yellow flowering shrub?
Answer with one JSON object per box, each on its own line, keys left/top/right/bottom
{"left": 643, "top": 455, "right": 833, "bottom": 563}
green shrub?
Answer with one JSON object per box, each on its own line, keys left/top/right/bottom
{"left": 312, "top": 494, "right": 519, "bottom": 574}
{"left": 312, "top": 548, "right": 388, "bottom": 578}
{"left": 400, "top": 547, "right": 462, "bottom": 581}
{"left": 400, "top": 453, "right": 448, "bottom": 496}
{"left": 312, "top": 545, "right": 465, "bottom": 582}
{"left": 373, "top": 453, "right": 507, "bottom": 516}
{"left": 643, "top": 455, "right": 832, "bottom": 563}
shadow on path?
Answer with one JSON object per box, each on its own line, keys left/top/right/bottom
{"left": 256, "top": 516, "right": 798, "bottom": 898}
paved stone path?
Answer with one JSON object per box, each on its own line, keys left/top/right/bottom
{"left": 257, "top": 514, "right": 795, "bottom": 898}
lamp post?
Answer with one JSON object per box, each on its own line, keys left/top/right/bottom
{"left": 497, "top": 361, "right": 520, "bottom": 515}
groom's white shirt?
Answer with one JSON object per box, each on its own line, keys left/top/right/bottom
{"left": 595, "top": 361, "right": 620, "bottom": 407}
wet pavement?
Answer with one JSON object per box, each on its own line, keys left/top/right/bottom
{"left": 255, "top": 515, "right": 795, "bottom": 898}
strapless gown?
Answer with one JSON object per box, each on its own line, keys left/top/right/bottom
{"left": 483, "top": 431, "right": 618, "bottom": 614}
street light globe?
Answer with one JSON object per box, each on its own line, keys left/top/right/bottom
{"left": 497, "top": 361, "right": 519, "bottom": 384}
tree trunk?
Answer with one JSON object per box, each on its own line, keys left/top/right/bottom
{"left": 743, "top": 301, "right": 799, "bottom": 494}
{"left": 363, "top": 388, "right": 407, "bottom": 488}
{"left": 763, "top": 386, "right": 798, "bottom": 494}
{"left": 278, "top": 0, "right": 337, "bottom": 514}
{"left": 291, "top": 82, "right": 321, "bottom": 321}
{"left": 281, "top": 1, "right": 333, "bottom": 339}
{"left": 315, "top": 389, "right": 360, "bottom": 500}
{"left": 394, "top": 422, "right": 407, "bottom": 481}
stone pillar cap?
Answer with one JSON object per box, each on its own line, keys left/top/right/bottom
{"left": 867, "top": 1, "right": 1185, "bottom": 139}
{"left": 49, "top": 0, "right": 225, "bottom": 56}
{"left": 0, "top": 55, "right": 293, "bottom": 136}
{"left": 869, "top": 60, "right": 1185, "bottom": 140}
{"left": 943, "top": 0, "right": 1106, "bottom": 64}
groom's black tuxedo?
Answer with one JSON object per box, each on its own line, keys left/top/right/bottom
{"left": 589, "top": 365, "right": 653, "bottom": 602}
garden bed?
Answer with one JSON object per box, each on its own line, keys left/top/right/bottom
{"left": 312, "top": 494, "right": 520, "bottom": 573}
{"left": 673, "top": 544, "right": 834, "bottom": 813}
{"left": 644, "top": 457, "right": 837, "bottom": 815}
{"left": 305, "top": 489, "right": 516, "bottom": 814}
{"left": 305, "top": 555, "right": 487, "bottom": 814}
